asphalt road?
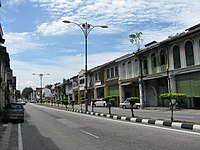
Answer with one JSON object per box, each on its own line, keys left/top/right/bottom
{"left": 8, "top": 103, "right": 200, "bottom": 150}
{"left": 71, "top": 105, "right": 200, "bottom": 123}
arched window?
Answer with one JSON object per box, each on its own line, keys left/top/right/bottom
{"left": 127, "top": 61, "right": 132, "bottom": 77}
{"left": 173, "top": 45, "right": 181, "bottom": 69}
{"left": 133, "top": 59, "right": 139, "bottom": 76}
{"left": 185, "top": 41, "right": 194, "bottom": 66}
{"left": 151, "top": 53, "right": 156, "bottom": 67}
{"left": 122, "top": 63, "right": 126, "bottom": 78}
{"left": 143, "top": 56, "right": 148, "bottom": 74}
{"left": 159, "top": 50, "right": 166, "bottom": 65}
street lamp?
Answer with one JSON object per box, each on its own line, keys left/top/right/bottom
{"left": 63, "top": 20, "right": 108, "bottom": 111}
{"left": 33, "top": 73, "right": 49, "bottom": 103}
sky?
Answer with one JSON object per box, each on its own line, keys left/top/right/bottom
{"left": 0, "top": 0, "right": 200, "bottom": 91}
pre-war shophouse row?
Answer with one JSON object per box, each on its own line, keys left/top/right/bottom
{"left": 0, "top": 22, "right": 16, "bottom": 114}
{"left": 53, "top": 23, "right": 200, "bottom": 109}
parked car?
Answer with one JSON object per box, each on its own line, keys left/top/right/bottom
{"left": 2, "top": 103, "right": 24, "bottom": 123}
{"left": 93, "top": 99, "right": 107, "bottom": 107}
{"left": 119, "top": 101, "right": 141, "bottom": 109}
{"left": 17, "top": 101, "right": 26, "bottom": 105}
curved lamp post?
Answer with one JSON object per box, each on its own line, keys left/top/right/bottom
{"left": 33, "top": 73, "right": 49, "bottom": 103}
{"left": 63, "top": 20, "right": 108, "bottom": 111}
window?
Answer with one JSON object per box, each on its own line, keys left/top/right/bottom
{"left": 106, "top": 69, "right": 110, "bottom": 78}
{"left": 151, "top": 53, "right": 157, "bottom": 67}
{"left": 133, "top": 59, "right": 139, "bottom": 76}
{"left": 185, "top": 41, "right": 194, "bottom": 66}
{"left": 111, "top": 67, "right": 114, "bottom": 78}
{"left": 115, "top": 66, "right": 118, "bottom": 77}
{"left": 160, "top": 50, "right": 166, "bottom": 65}
{"left": 80, "top": 79, "right": 84, "bottom": 84}
{"left": 127, "top": 61, "right": 132, "bottom": 77}
{"left": 143, "top": 57, "right": 148, "bottom": 74}
{"left": 173, "top": 45, "right": 181, "bottom": 69}
{"left": 95, "top": 72, "right": 99, "bottom": 81}
{"left": 122, "top": 63, "right": 126, "bottom": 78}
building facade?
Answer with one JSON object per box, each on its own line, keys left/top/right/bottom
{"left": 0, "top": 23, "right": 15, "bottom": 113}
{"left": 63, "top": 23, "right": 200, "bottom": 109}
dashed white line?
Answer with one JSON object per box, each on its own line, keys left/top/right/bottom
{"left": 80, "top": 130, "right": 99, "bottom": 139}
{"left": 18, "top": 123, "right": 23, "bottom": 150}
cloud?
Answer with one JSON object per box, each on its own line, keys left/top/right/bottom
{"left": 4, "top": 32, "right": 43, "bottom": 54}
{"left": 36, "top": 19, "right": 68, "bottom": 35}
{"left": 4, "top": 0, "right": 25, "bottom": 7}
{"left": 4, "top": 0, "right": 200, "bottom": 91}
{"left": 12, "top": 50, "right": 129, "bottom": 91}
{"left": 32, "top": 0, "right": 200, "bottom": 36}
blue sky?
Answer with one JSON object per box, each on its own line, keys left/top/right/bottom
{"left": 0, "top": 0, "right": 200, "bottom": 91}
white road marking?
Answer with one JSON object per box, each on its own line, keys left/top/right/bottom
{"left": 80, "top": 130, "right": 99, "bottom": 139}
{"left": 32, "top": 104, "right": 200, "bottom": 135}
{"left": 18, "top": 124, "right": 23, "bottom": 150}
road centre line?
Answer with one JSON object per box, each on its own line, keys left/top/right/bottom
{"left": 18, "top": 124, "right": 23, "bottom": 150}
{"left": 80, "top": 130, "right": 99, "bottom": 139}
{"left": 33, "top": 104, "right": 200, "bottom": 135}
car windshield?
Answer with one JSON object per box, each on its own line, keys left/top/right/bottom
{"left": 8, "top": 104, "right": 23, "bottom": 109}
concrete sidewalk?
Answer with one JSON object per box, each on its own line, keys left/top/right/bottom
{"left": 0, "top": 118, "right": 12, "bottom": 150}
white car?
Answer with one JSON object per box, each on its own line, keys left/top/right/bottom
{"left": 119, "top": 101, "right": 141, "bottom": 109}
{"left": 93, "top": 99, "right": 106, "bottom": 107}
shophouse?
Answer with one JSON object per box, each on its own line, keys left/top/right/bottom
{"left": 117, "top": 23, "right": 200, "bottom": 108}
{"left": 0, "top": 24, "right": 15, "bottom": 112}
{"left": 167, "top": 23, "right": 200, "bottom": 108}
{"left": 117, "top": 53, "right": 140, "bottom": 103}
{"left": 102, "top": 55, "right": 130, "bottom": 106}
{"left": 63, "top": 23, "right": 200, "bottom": 109}
{"left": 65, "top": 79, "right": 73, "bottom": 101}
{"left": 89, "top": 65, "right": 104, "bottom": 101}
{"left": 71, "top": 75, "right": 79, "bottom": 103}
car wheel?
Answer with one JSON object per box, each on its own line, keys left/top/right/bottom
{"left": 122, "top": 106, "right": 126, "bottom": 109}
{"left": 136, "top": 105, "right": 140, "bottom": 109}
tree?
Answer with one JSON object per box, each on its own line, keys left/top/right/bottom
{"left": 80, "top": 97, "right": 87, "bottom": 111}
{"left": 103, "top": 96, "right": 116, "bottom": 114}
{"left": 126, "top": 97, "right": 140, "bottom": 117}
{"left": 62, "top": 99, "right": 68, "bottom": 109}
{"left": 160, "top": 93, "right": 187, "bottom": 121}
{"left": 70, "top": 100, "right": 76, "bottom": 110}
{"left": 15, "top": 90, "right": 21, "bottom": 100}
{"left": 91, "top": 99, "right": 96, "bottom": 112}
{"left": 129, "top": 32, "right": 143, "bottom": 50}
{"left": 22, "top": 87, "right": 33, "bottom": 99}
{"left": 56, "top": 100, "right": 61, "bottom": 107}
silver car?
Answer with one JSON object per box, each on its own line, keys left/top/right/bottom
{"left": 119, "top": 101, "right": 141, "bottom": 109}
{"left": 2, "top": 103, "right": 24, "bottom": 123}
{"left": 93, "top": 99, "right": 107, "bottom": 107}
